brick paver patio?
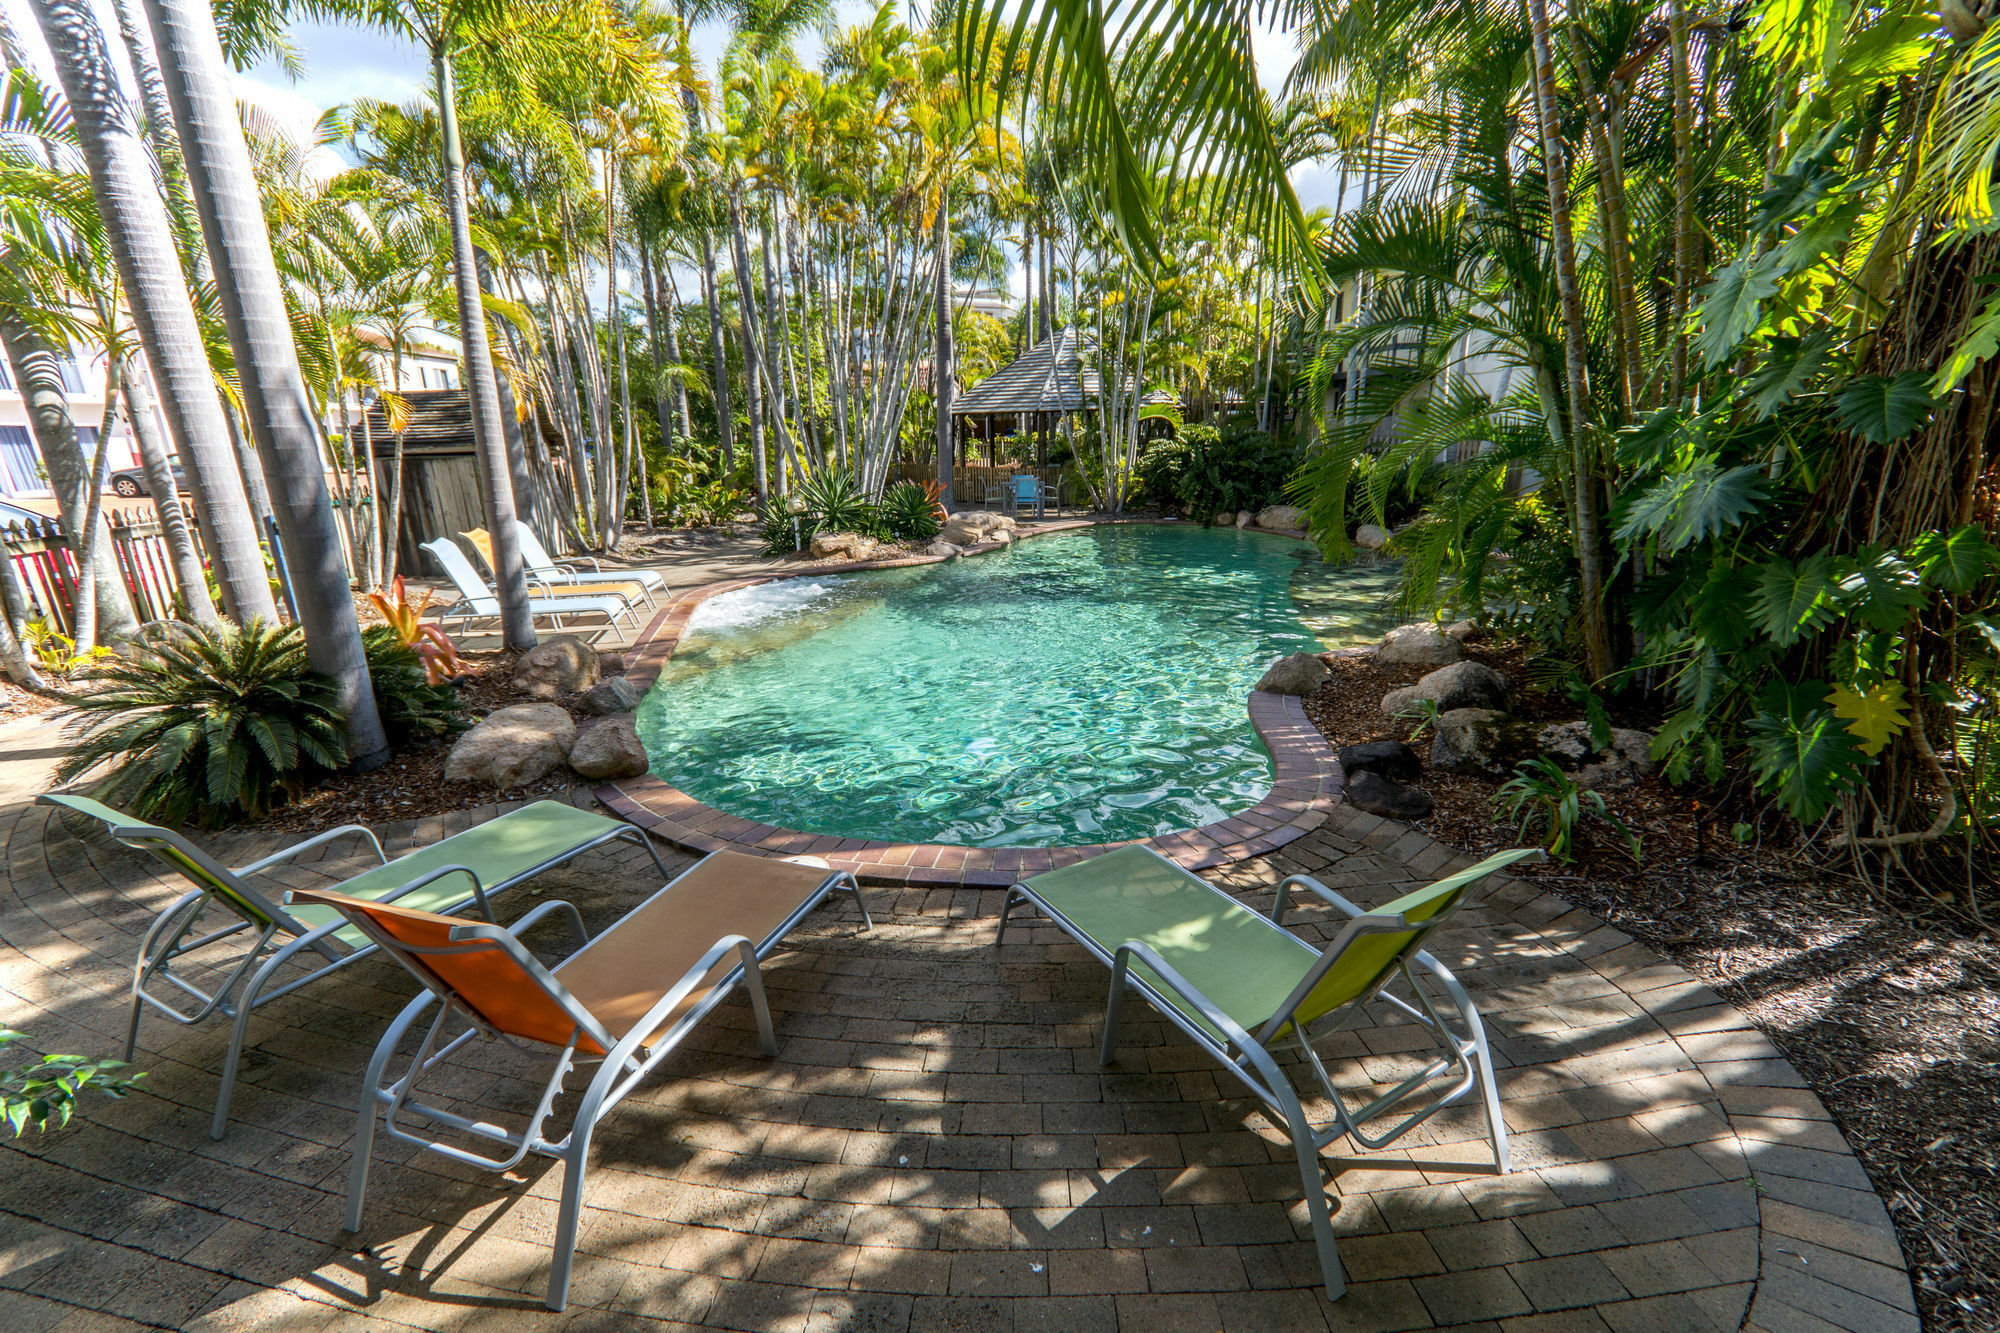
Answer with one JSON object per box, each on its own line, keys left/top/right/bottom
{"left": 0, "top": 788, "right": 1916, "bottom": 1331}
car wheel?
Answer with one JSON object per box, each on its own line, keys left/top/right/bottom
{"left": 113, "top": 477, "right": 142, "bottom": 497}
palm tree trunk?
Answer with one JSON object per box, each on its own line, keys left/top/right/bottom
{"left": 1668, "top": 0, "right": 1695, "bottom": 402}
{"left": 24, "top": 0, "right": 273, "bottom": 628}
{"left": 0, "top": 307, "right": 139, "bottom": 638}
{"left": 698, "top": 231, "right": 734, "bottom": 475}
{"left": 730, "top": 194, "right": 770, "bottom": 503}
{"left": 432, "top": 47, "right": 533, "bottom": 648}
{"left": 120, "top": 354, "right": 216, "bottom": 626}
{"left": 73, "top": 360, "right": 120, "bottom": 651}
{"left": 640, "top": 238, "right": 675, "bottom": 444}
{"left": 935, "top": 193, "right": 954, "bottom": 498}
{"left": 144, "top": 0, "right": 388, "bottom": 765}
{"left": 475, "top": 249, "right": 537, "bottom": 531}
{"left": 1525, "top": 0, "right": 1611, "bottom": 680}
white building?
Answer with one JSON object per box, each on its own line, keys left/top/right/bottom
{"left": 0, "top": 344, "right": 143, "bottom": 501}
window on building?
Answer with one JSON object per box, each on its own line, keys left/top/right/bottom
{"left": 0, "top": 425, "right": 41, "bottom": 496}
{"left": 0, "top": 358, "right": 13, "bottom": 390}
{"left": 57, "top": 360, "right": 85, "bottom": 394}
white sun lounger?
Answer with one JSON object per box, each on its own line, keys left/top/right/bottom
{"left": 514, "top": 520, "right": 666, "bottom": 608}
{"left": 421, "top": 537, "right": 638, "bottom": 636}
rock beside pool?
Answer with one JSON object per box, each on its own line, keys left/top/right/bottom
{"left": 1354, "top": 523, "right": 1387, "bottom": 550}
{"left": 568, "top": 717, "right": 649, "bottom": 780}
{"left": 810, "top": 531, "right": 878, "bottom": 560}
{"left": 581, "top": 675, "right": 642, "bottom": 715}
{"left": 1346, "top": 769, "right": 1434, "bottom": 821}
{"left": 1216, "top": 510, "right": 1240, "bottom": 527}
{"left": 512, "top": 636, "right": 599, "bottom": 699}
{"left": 988, "top": 527, "right": 1013, "bottom": 545}
{"left": 1537, "top": 722, "right": 1655, "bottom": 790}
{"left": 1255, "top": 504, "right": 1306, "bottom": 532}
{"left": 446, "top": 703, "right": 576, "bottom": 788}
{"left": 1377, "top": 623, "right": 1465, "bottom": 666}
{"left": 925, "top": 541, "right": 962, "bottom": 558}
{"left": 939, "top": 515, "right": 986, "bottom": 545}
{"left": 1430, "top": 708, "right": 1537, "bottom": 778}
{"left": 1255, "top": 652, "right": 1330, "bottom": 696}
{"left": 599, "top": 651, "right": 627, "bottom": 674}
{"left": 1235, "top": 511, "right": 1253, "bottom": 529}
{"left": 1338, "top": 740, "right": 1420, "bottom": 783}
{"left": 1444, "top": 620, "right": 1481, "bottom": 644}
{"left": 1381, "top": 661, "right": 1510, "bottom": 717}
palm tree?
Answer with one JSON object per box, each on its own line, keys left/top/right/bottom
{"left": 141, "top": 0, "right": 388, "bottom": 765}
{"left": 22, "top": 0, "right": 276, "bottom": 627}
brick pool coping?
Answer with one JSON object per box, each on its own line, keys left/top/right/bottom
{"left": 595, "top": 518, "right": 1344, "bottom": 887}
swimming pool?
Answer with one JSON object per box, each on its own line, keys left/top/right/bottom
{"left": 634, "top": 524, "right": 1398, "bottom": 848}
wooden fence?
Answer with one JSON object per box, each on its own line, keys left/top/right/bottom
{"left": 889, "top": 463, "right": 1087, "bottom": 510}
{"left": 1, "top": 506, "right": 211, "bottom": 637}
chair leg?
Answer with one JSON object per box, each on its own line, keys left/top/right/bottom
{"left": 122, "top": 987, "right": 146, "bottom": 1064}
{"left": 1287, "top": 1103, "right": 1347, "bottom": 1301}
{"left": 210, "top": 942, "right": 294, "bottom": 1140}
{"left": 347, "top": 993, "right": 434, "bottom": 1233}
{"left": 1099, "top": 965, "right": 1130, "bottom": 1068}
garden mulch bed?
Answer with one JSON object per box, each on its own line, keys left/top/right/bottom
{"left": 233, "top": 651, "right": 597, "bottom": 838}
{"left": 1304, "top": 643, "right": 2000, "bottom": 1333}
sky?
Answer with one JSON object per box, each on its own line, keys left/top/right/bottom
{"left": 2, "top": 0, "right": 1352, "bottom": 299}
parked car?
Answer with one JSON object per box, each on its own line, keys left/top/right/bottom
{"left": 0, "top": 499, "right": 46, "bottom": 528}
{"left": 109, "top": 463, "right": 184, "bottom": 497}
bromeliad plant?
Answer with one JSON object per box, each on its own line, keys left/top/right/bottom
{"left": 56, "top": 620, "right": 347, "bottom": 826}
{"left": 880, "top": 480, "right": 944, "bottom": 542}
{"left": 361, "top": 626, "right": 466, "bottom": 747}
{"left": 1493, "top": 759, "right": 1640, "bottom": 866}
{"left": 368, "top": 576, "right": 469, "bottom": 684}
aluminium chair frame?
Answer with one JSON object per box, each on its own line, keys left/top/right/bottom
{"left": 420, "top": 538, "right": 640, "bottom": 637}
{"left": 46, "top": 797, "right": 667, "bottom": 1139}
{"left": 511, "top": 520, "right": 665, "bottom": 610}
{"left": 996, "top": 858, "right": 1520, "bottom": 1301}
{"left": 324, "top": 860, "right": 874, "bottom": 1311}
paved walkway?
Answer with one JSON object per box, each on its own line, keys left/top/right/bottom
{"left": 0, "top": 790, "right": 1914, "bottom": 1331}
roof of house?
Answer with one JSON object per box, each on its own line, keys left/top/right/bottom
{"left": 348, "top": 388, "right": 476, "bottom": 455}
{"left": 953, "top": 329, "right": 1142, "bottom": 416}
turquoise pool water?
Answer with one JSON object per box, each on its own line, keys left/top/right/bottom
{"left": 635, "top": 524, "right": 1399, "bottom": 847}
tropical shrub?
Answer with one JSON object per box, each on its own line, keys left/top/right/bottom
{"left": 880, "top": 480, "right": 944, "bottom": 542}
{"left": 56, "top": 620, "right": 346, "bottom": 825}
{"left": 763, "top": 469, "right": 883, "bottom": 554}
{"left": 1132, "top": 436, "right": 1194, "bottom": 509}
{"left": 1173, "top": 425, "right": 1299, "bottom": 521}
{"left": 361, "top": 626, "right": 466, "bottom": 747}
{"left": 24, "top": 618, "right": 112, "bottom": 679}
{"left": 761, "top": 504, "right": 805, "bottom": 556}
{"left": 1, "top": 1029, "right": 139, "bottom": 1135}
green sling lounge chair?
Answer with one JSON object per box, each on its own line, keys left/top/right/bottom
{"left": 996, "top": 844, "right": 1538, "bottom": 1300}
{"left": 37, "top": 795, "right": 668, "bottom": 1139}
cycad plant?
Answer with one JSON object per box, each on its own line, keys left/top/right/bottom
{"left": 56, "top": 620, "right": 347, "bottom": 826}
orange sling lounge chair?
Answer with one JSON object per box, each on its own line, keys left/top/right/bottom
{"left": 288, "top": 849, "right": 873, "bottom": 1311}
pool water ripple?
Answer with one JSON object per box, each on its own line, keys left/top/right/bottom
{"left": 635, "top": 525, "right": 1397, "bottom": 847}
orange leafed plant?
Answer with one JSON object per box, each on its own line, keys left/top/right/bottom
{"left": 921, "top": 479, "right": 949, "bottom": 522}
{"left": 368, "top": 577, "right": 468, "bottom": 684}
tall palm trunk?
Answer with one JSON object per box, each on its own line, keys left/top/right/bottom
{"left": 73, "top": 359, "right": 120, "bottom": 651}
{"left": 120, "top": 354, "right": 216, "bottom": 625}
{"left": 1524, "top": 0, "right": 1610, "bottom": 680}
{"left": 26, "top": 0, "right": 274, "bottom": 627}
{"left": 432, "top": 48, "right": 533, "bottom": 648}
{"left": 935, "top": 193, "right": 954, "bottom": 498}
{"left": 1668, "top": 0, "right": 1695, "bottom": 401}
{"left": 730, "top": 193, "right": 770, "bottom": 502}
{"left": 640, "top": 239, "right": 675, "bottom": 445}
{"left": 699, "top": 234, "right": 734, "bottom": 474}
{"left": 0, "top": 307, "right": 139, "bottom": 638}
{"left": 475, "top": 250, "right": 536, "bottom": 531}
{"left": 144, "top": 0, "right": 388, "bottom": 766}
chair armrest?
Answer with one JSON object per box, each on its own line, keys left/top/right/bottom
{"left": 499, "top": 899, "right": 589, "bottom": 950}
{"left": 1109, "top": 939, "right": 1299, "bottom": 1096}
{"left": 554, "top": 555, "right": 601, "bottom": 573}
{"left": 1271, "top": 874, "right": 1365, "bottom": 925}
{"left": 371, "top": 863, "right": 496, "bottom": 922}
{"left": 235, "top": 824, "right": 388, "bottom": 877}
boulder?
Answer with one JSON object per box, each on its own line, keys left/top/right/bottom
{"left": 1234, "top": 511, "right": 1253, "bottom": 529}
{"left": 446, "top": 703, "right": 576, "bottom": 788}
{"left": 989, "top": 513, "right": 1017, "bottom": 531}
{"left": 598, "top": 651, "right": 627, "bottom": 675}
{"left": 1376, "top": 623, "right": 1465, "bottom": 666}
{"left": 1354, "top": 523, "right": 1387, "bottom": 551}
{"left": 1380, "top": 660, "right": 1510, "bottom": 717}
{"left": 1536, "top": 722, "right": 1656, "bottom": 790}
{"left": 988, "top": 527, "right": 1013, "bottom": 545}
{"left": 1346, "top": 769, "right": 1434, "bottom": 822}
{"left": 1255, "top": 504, "right": 1306, "bottom": 532}
{"left": 568, "top": 717, "right": 649, "bottom": 780}
{"left": 925, "top": 541, "right": 963, "bottom": 558}
{"left": 580, "top": 675, "right": 642, "bottom": 716}
{"left": 1443, "top": 620, "right": 1481, "bottom": 644}
{"left": 939, "top": 516, "right": 985, "bottom": 545}
{"left": 1337, "top": 740, "right": 1420, "bottom": 783}
{"left": 809, "top": 531, "right": 878, "bottom": 560}
{"left": 1255, "top": 652, "right": 1331, "bottom": 696}
{"left": 512, "top": 636, "right": 599, "bottom": 699}
{"left": 1430, "top": 708, "right": 1537, "bottom": 779}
